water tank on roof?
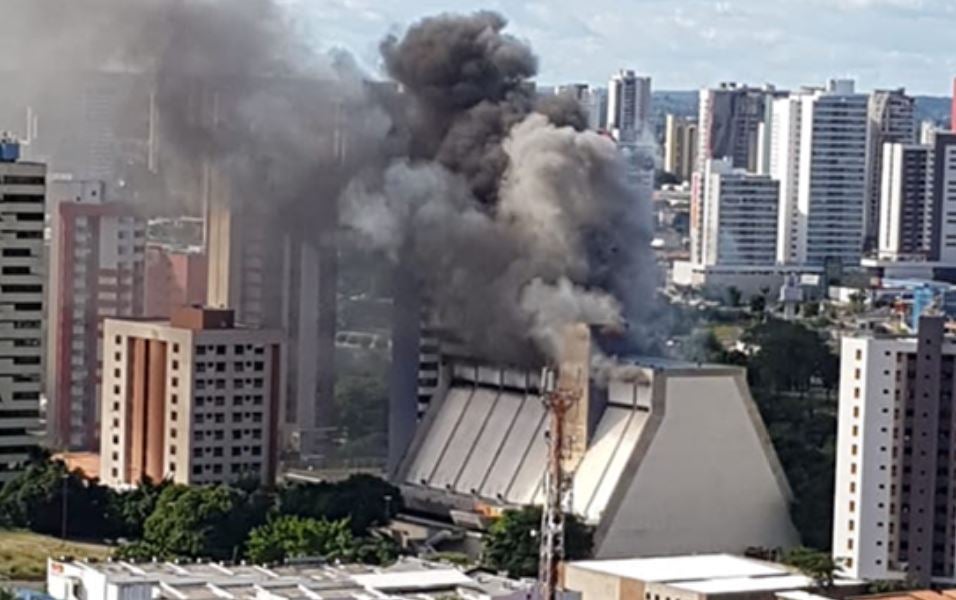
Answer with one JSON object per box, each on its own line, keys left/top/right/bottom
{"left": 0, "top": 135, "right": 20, "bottom": 162}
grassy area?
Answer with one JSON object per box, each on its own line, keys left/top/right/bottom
{"left": 0, "top": 530, "right": 112, "bottom": 581}
{"left": 711, "top": 324, "right": 744, "bottom": 346}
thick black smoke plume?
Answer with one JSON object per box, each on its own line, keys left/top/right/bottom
{"left": 0, "top": 1, "right": 656, "bottom": 365}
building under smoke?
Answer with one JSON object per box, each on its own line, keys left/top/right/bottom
{"left": 391, "top": 327, "right": 799, "bottom": 559}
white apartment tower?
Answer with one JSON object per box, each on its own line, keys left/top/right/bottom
{"left": 0, "top": 139, "right": 45, "bottom": 481}
{"left": 700, "top": 158, "right": 780, "bottom": 266}
{"left": 772, "top": 80, "right": 869, "bottom": 266}
{"left": 607, "top": 70, "right": 651, "bottom": 141}
{"left": 878, "top": 143, "right": 934, "bottom": 261}
{"left": 46, "top": 181, "right": 147, "bottom": 450}
{"left": 865, "top": 90, "right": 917, "bottom": 249}
{"left": 834, "top": 316, "right": 956, "bottom": 585}
{"left": 98, "top": 307, "right": 283, "bottom": 487}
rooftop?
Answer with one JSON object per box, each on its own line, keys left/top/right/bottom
{"left": 568, "top": 554, "right": 788, "bottom": 583}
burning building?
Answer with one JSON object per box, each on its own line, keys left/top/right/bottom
{"left": 392, "top": 326, "right": 800, "bottom": 559}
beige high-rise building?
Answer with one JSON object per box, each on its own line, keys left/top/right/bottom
{"left": 664, "top": 114, "right": 698, "bottom": 182}
{"left": 98, "top": 307, "right": 283, "bottom": 487}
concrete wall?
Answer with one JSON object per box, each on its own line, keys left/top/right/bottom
{"left": 563, "top": 564, "right": 627, "bottom": 600}
{"left": 597, "top": 371, "right": 799, "bottom": 558}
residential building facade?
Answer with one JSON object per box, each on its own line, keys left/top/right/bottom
{"left": 865, "top": 90, "right": 916, "bottom": 249}
{"left": 98, "top": 307, "right": 283, "bottom": 487}
{"left": 0, "top": 139, "right": 45, "bottom": 481}
{"left": 47, "top": 181, "right": 147, "bottom": 450}
{"left": 144, "top": 245, "right": 207, "bottom": 318}
{"left": 700, "top": 158, "right": 780, "bottom": 266}
{"left": 665, "top": 114, "right": 698, "bottom": 183}
{"left": 607, "top": 70, "right": 652, "bottom": 141}
{"left": 834, "top": 316, "right": 956, "bottom": 584}
{"left": 878, "top": 143, "right": 934, "bottom": 261}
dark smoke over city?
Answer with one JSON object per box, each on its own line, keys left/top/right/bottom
{"left": 0, "top": 0, "right": 656, "bottom": 366}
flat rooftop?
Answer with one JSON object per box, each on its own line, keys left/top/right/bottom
{"left": 568, "top": 554, "right": 788, "bottom": 583}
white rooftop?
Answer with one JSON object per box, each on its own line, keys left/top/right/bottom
{"left": 675, "top": 575, "right": 814, "bottom": 594}
{"left": 351, "top": 569, "right": 473, "bottom": 591}
{"left": 777, "top": 591, "right": 838, "bottom": 600}
{"left": 568, "top": 554, "right": 787, "bottom": 583}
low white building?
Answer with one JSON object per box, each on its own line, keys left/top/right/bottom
{"left": 671, "top": 261, "right": 823, "bottom": 299}
{"left": 46, "top": 557, "right": 533, "bottom": 600}
{"left": 563, "top": 554, "right": 860, "bottom": 600}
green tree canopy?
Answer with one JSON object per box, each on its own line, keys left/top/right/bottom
{"left": 278, "top": 475, "right": 400, "bottom": 535}
{"left": 783, "top": 547, "right": 839, "bottom": 587}
{"left": 482, "top": 507, "right": 592, "bottom": 578}
{"left": 246, "top": 516, "right": 355, "bottom": 564}
{"left": 140, "top": 485, "right": 269, "bottom": 560}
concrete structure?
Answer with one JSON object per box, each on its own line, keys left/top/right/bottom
{"left": 834, "top": 316, "right": 956, "bottom": 584}
{"left": 772, "top": 80, "right": 869, "bottom": 266}
{"left": 608, "top": 70, "right": 652, "bottom": 141}
{"left": 665, "top": 115, "right": 698, "bottom": 182}
{"left": 865, "top": 90, "right": 916, "bottom": 249}
{"left": 144, "top": 245, "right": 207, "bottom": 318}
{"left": 45, "top": 557, "right": 533, "bottom": 600}
{"left": 563, "top": 554, "right": 859, "bottom": 600}
{"left": 395, "top": 338, "right": 799, "bottom": 559}
{"left": 700, "top": 158, "right": 780, "bottom": 267}
{"left": 98, "top": 307, "right": 283, "bottom": 487}
{"left": 878, "top": 144, "right": 934, "bottom": 261}
{"left": 47, "top": 181, "right": 147, "bottom": 450}
{"left": 0, "top": 139, "right": 46, "bottom": 482}
{"left": 671, "top": 261, "right": 823, "bottom": 299}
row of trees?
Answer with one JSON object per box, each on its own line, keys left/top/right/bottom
{"left": 0, "top": 455, "right": 400, "bottom": 564}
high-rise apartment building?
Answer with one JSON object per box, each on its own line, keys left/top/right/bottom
{"left": 834, "top": 315, "right": 956, "bottom": 585}
{"left": 951, "top": 77, "right": 956, "bottom": 133}
{"left": 864, "top": 90, "right": 916, "bottom": 249}
{"left": 700, "top": 158, "right": 780, "bottom": 266}
{"left": 772, "top": 80, "right": 869, "bottom": 266}
{"left": 878, "top": 144, "right": 934, "bottom": 261}
{"left": 930, "top": 133, "right": 956, "bottom": 264}
{"left": 691, "top": 83, "right": 780, "bottom": 263}
{"left": 584, "top": 87, "right": 609, "bottom": 131}
{"left": 98, "top": 307, "right": 283, "bottom": 487}
{"left": 664, "top": 115, "right": 698, "bottom": 182}
{"left": 46, "top": 181, "right": 147, "bottom": 450}
{"left": 0, "top": 139, "right": 45, "bottom": 482}
{"left": 607, "top": 70, "right": 652, "bottom": 141}
{"left": 144, "top": 245, "right": 207, "bottom": 318}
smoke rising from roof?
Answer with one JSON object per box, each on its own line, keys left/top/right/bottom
{"left": 1, "top": 1, "right": 657, "bottom": 365}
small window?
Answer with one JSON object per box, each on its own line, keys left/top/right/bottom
{"left": 173, "top": 343, "right": 180, "bottom": 353}
{"left": 172, "top": 360, "right": 179, "bottom": 370}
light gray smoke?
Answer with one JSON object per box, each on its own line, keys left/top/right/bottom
{"left": 0, "top": 2, "right": 657, "bottom": 365}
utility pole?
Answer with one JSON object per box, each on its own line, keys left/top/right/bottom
{"left": 538, "top": 367, "right": 580, "bottom": 600}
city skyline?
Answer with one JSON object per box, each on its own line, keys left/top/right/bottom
{"left": 289, "top": 0, "right": 956, "bottom": 96}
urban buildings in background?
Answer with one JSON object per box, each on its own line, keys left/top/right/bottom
{"left": 773, "top": 80, "right": 869, "bottom": 266}
{"left": 878, "top": 142, "right": 934, "bottom": 261}
{"left": 664, "top": 114, "right": 698, "bottom": 182}
{"left": 864, "top": 90, "right": 917, "bottom": 249}
{"left": 0, "top": 138, "right": 45, "bottom": 482}
{"left": 144, "top": 244, "right": 207, "bottom": 318}
{"left": 46, "top": 180, "right": 146, "bottom": 450}
{"left": 607, "top": 69, "right": 652, "bottom": 141}
{"left": 834, "top": 315, "right": 956, "bottom": 584}
{"left": 698, "top": 158, "right": 780, "bottom": 267}
{"left": 98, "top": 306, "right": 282, "bottom": 487}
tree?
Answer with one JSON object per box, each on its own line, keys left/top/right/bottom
{"left": 749, "top": 294, "right": 766, "bottom": 315}
{"left": 726, "top": 286, "right": 742, "bottom": 307}
{"left": 278, "top": 475, "right": 400, "bottom": 535}
{"left": 803, "top": 301, "right": 820, "bottom": 318}
{"left": 783, "top": 547, "right": 839, "bottom": 587}
{"left": 0, "top": 587, "right": 16, "bottom": 600}
{"left": 482, "top": 507, "right": 592, "bottom": 578}
{"left": 108, "top": 477, "right": 171, "bottom": 539}
{"left": 140, "top": 485, "right": 268, "bottom": 560}
{"left": 246, "top": 516, "right": 355, "bottom": 564}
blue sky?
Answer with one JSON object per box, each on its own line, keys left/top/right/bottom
{"left": 289, "top": 0, "right": 956, "bottom": 95}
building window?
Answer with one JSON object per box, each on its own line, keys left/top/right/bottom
{"left": 852, "top": 445, "right": 858, "bottom": 456}
{"left": 850, "top": 500, "right": 856, "bottom": 512}
{"left": 855, "top": 368, "right": 861, "bottom": 380}
{"left": 172, "top": 394, "right": 178, "bottom": 405}
{"left": 856, "top": 349, "right": 862, "bottom": 360}
{"left": 172, "top": 360, "right": 179, "bottom": 370}
{"left": 172, "top": 377, "right": 178, "bottom": 387}
{"left": 170, "top": 428, "right": 177, "bottom": 439}
{"left": 852, "top": 425, "right": 859, "bottom": 437}
{"left": 849, "top": 520, "right": 855, "bottom": 531}
{"left": 848, "top": 538, "right": 854, "bottom": 550}
{"left": 854, "top": 388, "right": 861, "bottom": 399}
{"left": 173, "top": 343, "right": 179, "bottom": 353}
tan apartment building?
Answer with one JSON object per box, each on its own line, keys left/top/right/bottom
{"left": 98, "top": 306, "right": 283, "bottom": 487}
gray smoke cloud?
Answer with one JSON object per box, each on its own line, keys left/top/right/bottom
{"left": 0, "top": 1, "right": 657, "bottom": 366}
